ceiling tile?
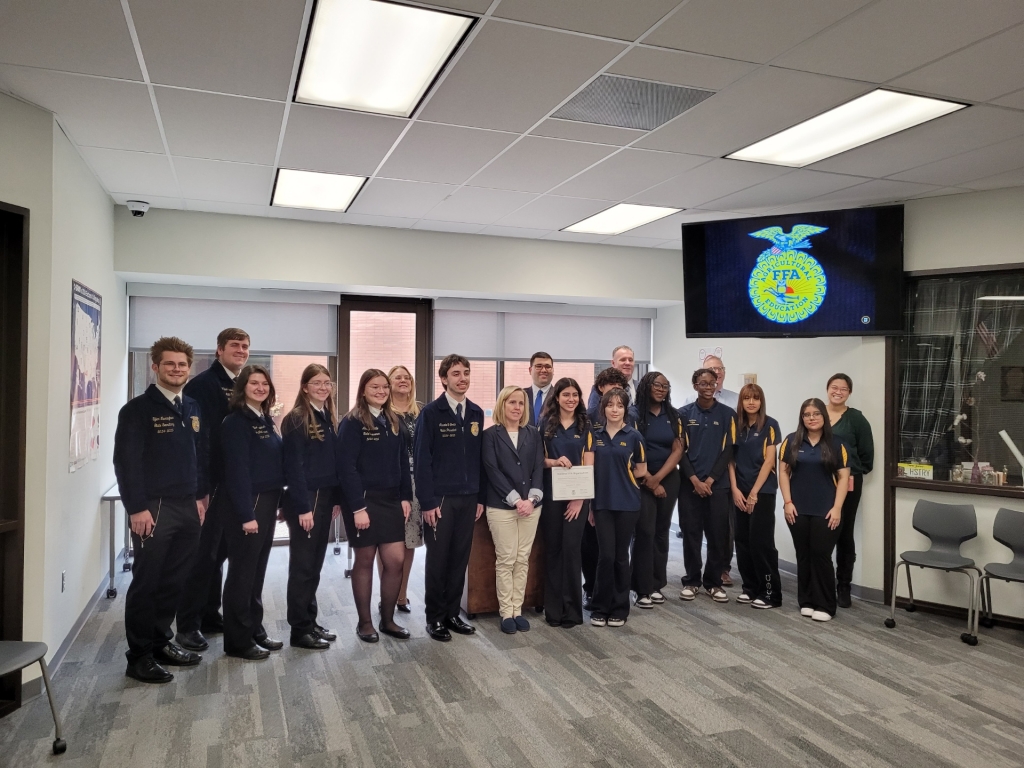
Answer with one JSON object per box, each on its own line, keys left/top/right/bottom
{"left": 530, "top": 119, "right": 645, "bottom": 146}
{"left": 348, "top": 179, "right": 457, "bottom": 219}
{"left": 418, "top": 20, "right": 625, "bottom": 132}
{"left": 493, "top": 0, "right": 679, "bottom": 42}
{"left": 636, "top": 67, "right": 871, "bottom": 157}
{"left": 543, "top": 231, "right": 608, "bottom": 243}
{"left": 279, "top": 105, "right": 407, "bottom": 176}
{"left": 185, "top": 199, "right": 269, "bottom": 217}
{"left": 810, "top": 178, "right": 941, "bottom": 205}
{"left": 553, "top": 148, "right": 709, "bottom": 200}
{"left": 630, "top": 159, "right": 791, "bottom": 208}
{"left": 889, "top": 135, "right": 1024, "bottom": 186}
{"left": 963, "top": 167, "right": 1024, "bottom": 191}
{"left": 173, "top": 157, "right": 274, "bottom": 204}
{"left": 421, "top": 186, "right": 536, "bottom": 224}
{"left": 378, "top": 123, "right": 516, "bottom": 184}
{"left": 608, "top": 47, "right": 757, "bottom": 91}
{"left": 774, "top": 0, "right": 1024, "bottom": 83}
{"left": 890, "top": 23, "right": 1024, "bottom": 103}
{"left": 644, "top": 0, "right": 870, "bottom": 64}
{"left": 0, "top": 0, "right": 142, "bottom": 79}
{"left": 600, "top": 235, "right": 669, "bottom": 248}
{"left": 993, "top": 89, "right": 1024, "bottom": 110}
{"left": 620, "top": 211, "right": 691, "bottom": 240}
{"left": 496, "top": 195, "right": 611, "bottom": 230}
{"left": 0, "top": 66, "right": 162, "bottom": 153}
{"left": 266, "top": 206, "right": 344, "bottom": 223}
{"left": 110, "top": 193, "right": 184, "bottom": 209}
{"left": 809, "top": 105, "right": 1024, "bottom": 177}
{"left": 155, "top": 87, "right": 283, "bottom": 165}
{"left": 471, "top": 137, "right": 617, "bottom": 193}
{"left": 907, "top": 186, "right": 973, "bottom": 199}
{"left": 704, "top": 170, "right": 867, "bottom": 210}
{"left": 336, "top": 213, "right": 417, "bottom": 229}
{"left": 479, "top": 225, "right": 551, "bottom": 239}
{"left": 412, "top": 220, "right": 486, "bottom": 234}
{"left": 420, "top": 0, "right": 492, "bottom": 12}
{"left": 78, "top": 147, "right": 179, "bottom": 196}
{"left": 129, "top": 0, "right": 306, "bottom": 100}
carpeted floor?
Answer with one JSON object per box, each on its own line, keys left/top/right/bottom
{"left": 2, "top": 541, "right": 1023, "bottom": 767}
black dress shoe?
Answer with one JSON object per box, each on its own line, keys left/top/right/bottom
{"left": 200, "top": 615, "right": 225, "bottom": 634}
{"left": 175, "top": 630, "right": 209, "bottom": 652}
{"left": 357, "top": 627, "right": 380, "bottom": 643}
{"left": 378, "top": 621, "right": 410, "bottom": 640}
{"left": 253, "top": 634, "right": 283, "bottom": 651}
{"left": 126, "top": 656, "right": 173, "bottom": 684}
{"left": 426, "top": 621, "right": 451, "bottom": 642}
{"left": 291, "top": 633, "right": 330, "bottom": 650}
{"left": 837, "top": 583, "right": 852, "bottom": 609}
{"left": 396, "top": 600, "right": 412, "bottom": 614}
{"left": 444, "top": 615, "right": 476, "bottom": 635}
{"left": 154, "top": 643, "right": 202, "bottom": 667}
{"left": 313, "top": 624, "right": 337, "bottom": 642}
{"left": 227, "top": 645, "right": 270, "bottom": 661}
{"left": 583, "top": 594, "right": 594, "bottom": 612}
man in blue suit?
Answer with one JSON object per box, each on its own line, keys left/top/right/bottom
{"left": 525, "top": 351, "right": 554, "bottom": 427}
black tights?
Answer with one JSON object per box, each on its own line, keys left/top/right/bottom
{"left": 351, "top": 542, "right": 406, "bottom": 633}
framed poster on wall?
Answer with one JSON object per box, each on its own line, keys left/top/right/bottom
{"left": 70, "top": 280, "right": 101, "bottom": 472}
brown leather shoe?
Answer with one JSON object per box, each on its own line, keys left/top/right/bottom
{"left": 721, "top": 571, "right": 733, "bottom": 587}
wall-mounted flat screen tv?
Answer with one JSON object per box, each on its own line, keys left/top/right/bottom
{"left": 682, "top": 205, "right": 904, "bottom": 337}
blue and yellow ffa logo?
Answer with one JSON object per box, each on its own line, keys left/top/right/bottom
{"left": 747, "top": 225, "right": 828, "bottom": 324}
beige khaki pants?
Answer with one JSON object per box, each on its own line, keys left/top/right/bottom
{"left": 485, "top": 505, "right": 540, "bottom": 619}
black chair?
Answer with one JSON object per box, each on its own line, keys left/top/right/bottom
{"left": 979, "top": 507, "right": 1024, "bottom": 629}
{"left": 0, "top": 641, "right": 66, "bottom": 754}
{"left": 884, "top": 499, "right": 981, "bottom": 645}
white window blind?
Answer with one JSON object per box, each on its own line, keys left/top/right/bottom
{"left": 129, "top": 296, "right": 338, "bottom": 355}
{"left": 434, "top": 309, "right": 651, "bottom": 362}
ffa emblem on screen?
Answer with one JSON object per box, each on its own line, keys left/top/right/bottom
{"left": 470, "top": 421, "right": 480, "bottom": 436}
{"left": 191, "top": 416, "right": 200, "bottom": 432}
{"left": 747, "top": 225, "right": 828, "bottom": 324}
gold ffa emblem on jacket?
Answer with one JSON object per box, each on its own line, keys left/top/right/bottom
{"left": 191, "top": 416, "right": 200, "bottom": 432}
{"left": 470, "top": 421, "right": 480, "bottom": 436}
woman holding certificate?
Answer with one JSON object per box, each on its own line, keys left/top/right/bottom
{"left": 539, "top": 377, "right": 594, "bottom": 628}
{"left": 481, "top": 386, "right": 545, "bottom": 634}
{"left": 589, "top": 388, "right": 647, "bottom": 628}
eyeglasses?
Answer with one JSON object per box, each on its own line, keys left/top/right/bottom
{"left": 803, "top": 411, "right": 824, "bottom": 419}
{"left": 651, "top": 382, "right": 670, "bottom": 391}
{"left": 531, "top": 364, "right": 553, "bottom": 370}
{"left": 828, "top": 386, "right": 850, "bottom": 394}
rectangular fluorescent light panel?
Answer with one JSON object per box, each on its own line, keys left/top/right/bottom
{"left": 564, "top": 203, "right": 680, "bottom": 236}
{"left": 296, "top": 0, "right": 472, "bottom": 118}
{"left": 272, "top": 169, "right": 366, "bottom": 211}
{"left": 978, "top": 296, "right": 1024, "bottom": 301}
{"left": 727, "top": 89, "right": 966, "bottom": 168}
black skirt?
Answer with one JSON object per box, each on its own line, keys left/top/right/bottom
{"left": 341, "top": 489, "right": 406, "bottom": 548}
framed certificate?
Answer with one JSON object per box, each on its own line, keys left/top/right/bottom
{"left": 551, "top": 466, "right": 595, "bottom": 501}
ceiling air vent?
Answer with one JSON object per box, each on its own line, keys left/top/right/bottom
{"left": 552, "top": 75, "right": 714, "bottom": 131}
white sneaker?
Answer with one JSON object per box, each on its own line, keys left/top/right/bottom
{"left": 736, "top": 593, "right": 753, "bottom": 604}
{"left": 811, "top": 611, "right": 832, "bottom": 622}
{"left": 635, "top": 595, "right": 654, "bottom": 609}
{"left": 706, "top": 587, "right": 729, "bottom": 603}
{"left": 751, "top": 599, "right": 774, "bottom": 609}
{"left": 800, "top": 607, "right": 814, "bottom": 617}
{"left": 590, "top": 616, "right": 607, "bottom": 627}
{"left": 679, "top": 586, "right": 698, "bottom": 601}
{"left": 607, "top": 617, "right": 625, "bottom": 627}
{"left": 650, "top": 591, "right": 665, "bottom": 604}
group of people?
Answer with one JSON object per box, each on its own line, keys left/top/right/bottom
{"left": 112, "top": 331, "right": 872, "bottom": 685}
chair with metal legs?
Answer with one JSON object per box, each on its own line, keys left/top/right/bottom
{"left": 884, "top": 499, "right": 982, "bottom": 645}
{"left": 979, "top": 507, "right": 1024, "bottom": 629}
{"left": 0, "top": 642, "right": 66, "bottom": 755}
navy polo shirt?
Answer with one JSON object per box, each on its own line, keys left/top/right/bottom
{"left": 780, "top": 434, "right": 850, "bottom": 517}
{"left": 680, "top": 400, "right": 737, "bottom": 482}
{"left": 281, "top": 407, "right": 340, "bottom": 516}
{"left": 337, "top": 412, "right": 413, "bottom": 512}
{"left": 221, "top": 407, "right": 285, "bottom": 523}
{"left": 541, "top": 417, "right": 594, "bottom": 496}
{"left": 734, "top": 416, "right": 781, "bottom": 495}
{"left": 591, "top": 424, "right": 646, "bottom": 512}
{"left": 586, "top": 404, "right": 604, "bottom": 430}
{"left": 628, "top": 405, "right": 682, "bottom": 475}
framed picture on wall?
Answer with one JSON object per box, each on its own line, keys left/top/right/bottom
{"left": 70, "top": 280, "right": 102, "bottom": 472}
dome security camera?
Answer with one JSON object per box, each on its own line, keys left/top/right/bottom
{"left": 127, "top": 200, "right": 150, "bottom": 218}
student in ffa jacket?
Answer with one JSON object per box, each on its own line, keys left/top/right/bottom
{"left": 114, "top": 336, "right": 208, "bottom": 684}
{"left": 414, "top": 354, "right": 485, "bottom": 643}
{"left": 281, "top": 364, "right": 340, "bottom": 650}
{"left": 538, "top": 377, "right": 594, "bottom": 628}
{"left": 337, "top": 369, "right": 414, "bottom": 643}
{"left": 176, "top": 327, "right": 250, "bottom": 651}
{"left": 482, "top": 386, "right": 545, "bottom": 634}
{"left": 628, "top": 372, "right": 683, "bottom": 610}
{"left": 678, "top": 368, "right": 736, "bottom": 604}
{"left": 220, "top": 365, "right": 285, "bottom": 660}
{"left": 525, "top": 351, "right": 554, "bottom": 427}
{"left": 779, "top": 398, "right": 850, "bottom": 622}
{"left": 589, "top": 388, "right": 647, "bottom": 628}
{"left": 727, "top": 384, "right": 782, "bottom": 609}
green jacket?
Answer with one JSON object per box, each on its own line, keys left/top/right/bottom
{"left": 830, "top": 406, "right": 874, "bottom": 476}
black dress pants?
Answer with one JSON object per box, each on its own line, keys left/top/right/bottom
{"left": 679, "top": 486, "right": 731, "bottom": 589}
{"left": 125, "top": 496, "right": 201, "bottom": 664}
{"left": 581, "top": 517, "right": 598, "bottom": 597}
{"left": 540, "top": 499, "right": 587, "bottom": 625}
{"left": 631, "top": 469, "right": 680, "bottom": 596}
{"left": 286, "top": 487, "right": 335, "bottom": 639}
{"left": 176, "top": 487, "right": 229, "bottom": 633}
{"left": 835, "top": 474, "right": 863, "bottom": 587}
{"left": 423, "top": 493, "right": 477, "bottom": 625}
{"left": 734, "top": 492, "right": 782, "bottom": 605}
{"left": 223, "top": 490, "right": 281, "bottom": 653}
{"left": 592, "top": 508, "right": 640, "bottom": 620}
{"left": 789, "top": 514, "right": 841, "bottom": 615}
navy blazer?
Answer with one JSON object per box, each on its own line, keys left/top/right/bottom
{"left": 481, "top": 424, "right": 545, "bottom": 509}
{"left": 183, "top": 360, "right": 235, "bottom": 486}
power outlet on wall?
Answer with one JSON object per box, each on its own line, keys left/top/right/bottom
{"left": 61, "top": 570, "right": 66, "bottom": 593}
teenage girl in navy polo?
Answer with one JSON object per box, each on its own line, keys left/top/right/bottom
{"left": 337, "top": 368, "right": 413, "bottom": 643}
{"left": 220, "top": 365, "right": 286, "bottom": 660}
{"left": 727, "top": 383, "right": 783, "bottom": 609}
{"left": 539, "top": 377, "right": 594, "bottom": 628}
{"left": 281, "top": 364, "right": 340, "bottom": 650}
{"left": 779, "top": 397, "right": 850, "bottom": 622}
{"left": 589, "top": 387, "right": 647, "bottom": 628}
